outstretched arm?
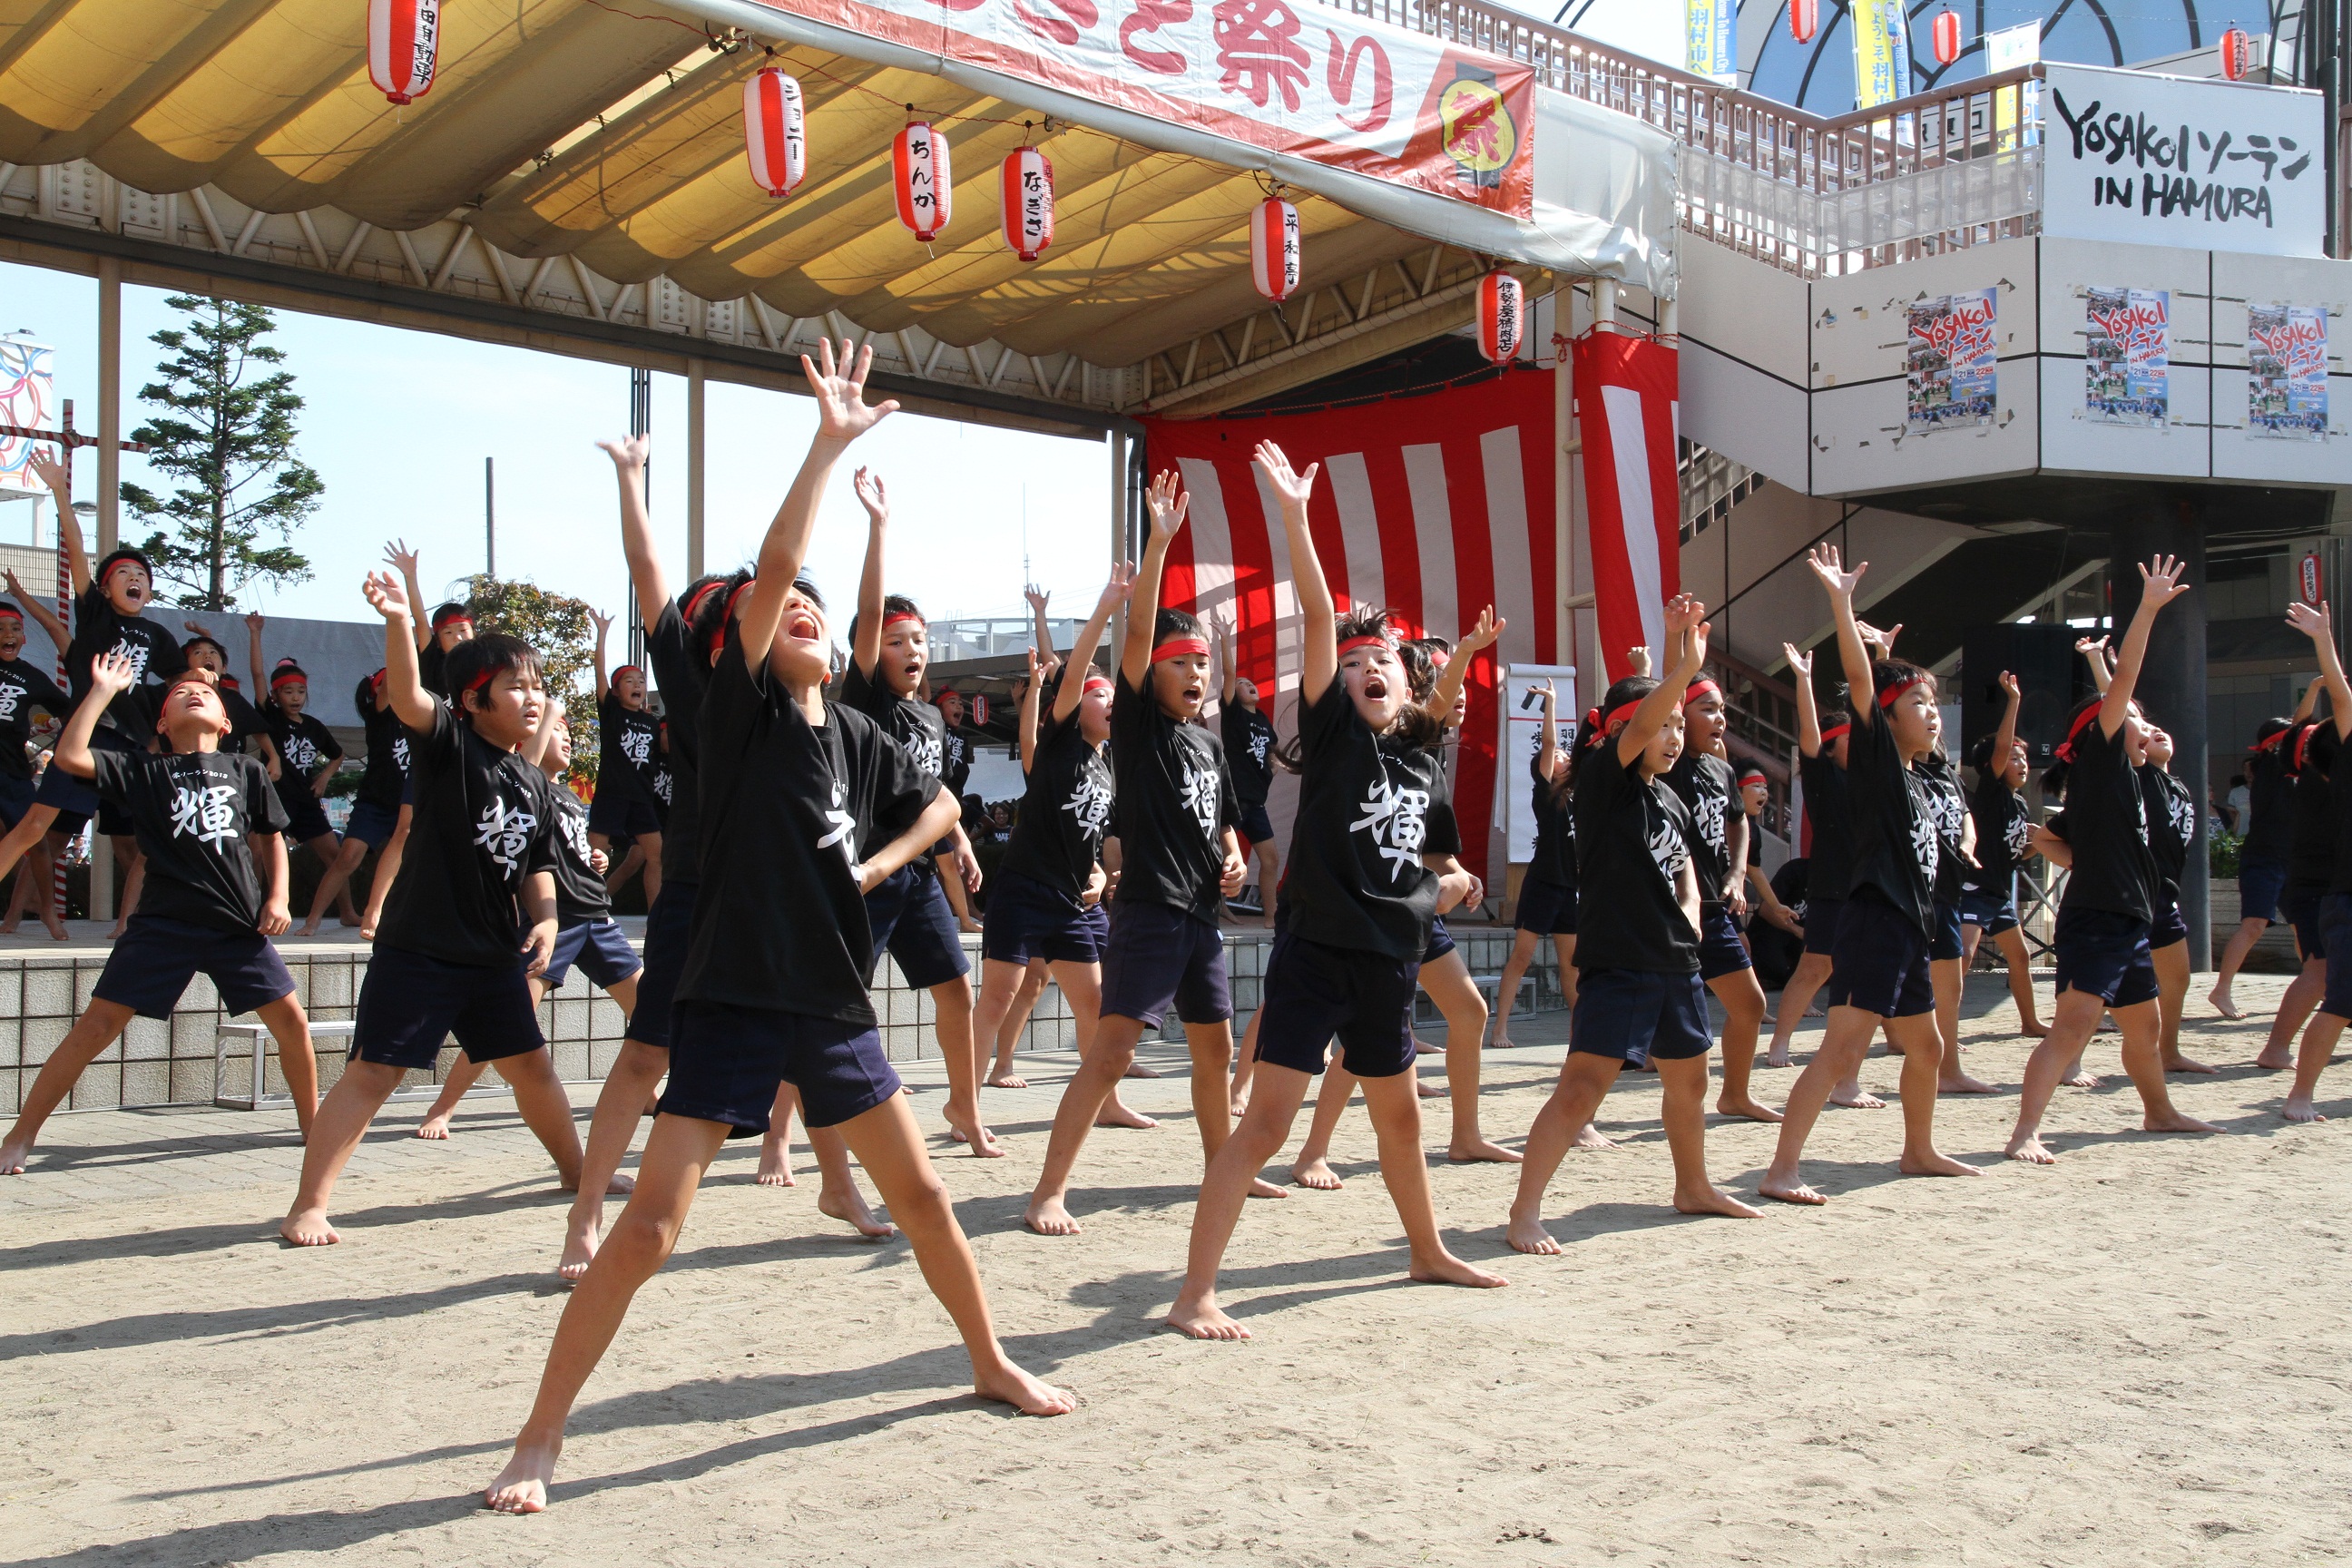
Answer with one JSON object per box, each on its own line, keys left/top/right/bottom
{"left": 1253, "top": 443, "right": 1331, "bottom": 703}
{"left": 597, "top": 435, "right": 671, "bottom": 626}
{"left": 385, "top": 541, "right": 431, "bottom": 652}
{"left": 243, "top": 612, "right": 269, "bottom": 695}
{"left": 2286, "top": 601, "right": 2352, "bottom": 741}
{"left": 1024, "top": 584, "right": 1054, "bottom": 667}
{"left": 1218, "top": 612, "right": 1238, "bottom": 704}
{"left": 2103, "top": 556, "right": 2189, "bottom": 739}
{"left": 1534, "top": 680, "right": 1559, "bottom": 780}
{"left": 362, "top": 572, "right": 436, "bottom": 730}
{"left": 589, "top": 608, "right": 612, "bottom": 702}
{"left": 1806, "top": 544, "right": 1877, "bottom": 732}
{"left": 1991, "top": 670, "right": 2022, "bottom": 770}
{"left": 850, "top": 466, "right": 890, "bottom": 679}
{"left": 1616, "top": 596, "right": 1708, "bottom": 768}
{"left": 27, "top": 452, "right": 90, "bottom": 598}
{"left": 5, "top": 570, "right": 67, "bottom": 655}
{"left": 1019, "top": 648, "right": 1044, "bottom": 777}
{"left": 1123, "top": 471, "right": 1188, "bottom": 689}
{"left": 2295, "top": 672, "right": 2325, "bottom": 724}
{"left": 1786, "top": 643, "right": 1821, "bottom": 757}
{"left": 1054, "top": 565, "right": 1132, "bottom": 726}
{"left": 2076, "top": 635, "right": 2112, "bottom": 696}
{"left": 1429, "top": 608, "right": 1502, "bottom": 720}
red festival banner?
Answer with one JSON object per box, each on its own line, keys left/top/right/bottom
{"left": 1573, "top": 332, "right": 1681, "bottom": 685}
{"left": 745, "top": 0, "right": 1534, "bottom": 216}
{"left": 1143, "top": 368, "right": 1559, "bottom": 882}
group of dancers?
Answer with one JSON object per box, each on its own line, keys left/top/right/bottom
{"left": 0, "top": 343, "right": 2337, "bottom": 1515}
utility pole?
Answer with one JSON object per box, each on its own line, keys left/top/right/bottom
{"left": 629, "top": 368, "right": 652, "bottom": 670}
{"left": 485, "top": 456, "right": 496, "bottom": 578}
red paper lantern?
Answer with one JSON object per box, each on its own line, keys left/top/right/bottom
{"left": 1250, "top": 199, "right": 1299, "bottom": 303}
{"left": 1477, "top": 270, "right": 1524, "bottom": 364}
{"left": 1001, "top": 147, "right": 1055, "bottom": 261}
{"left": 368, "top": 0, "right": 439, "bottom": 106}
{"left": 1788, "top": 0, "right": 1817, "bottom": 45}
{"left": 1930, "top": 9, "right": 1963, "bottom": 66}
{"left": 743, "top": 68, "right": 807, "bottom": 200}
{"left": 893, "top": 122, "right": 953, "bottom": 242}
{"left": 2220, "top": 26, "right": 2251, "bottom": 80}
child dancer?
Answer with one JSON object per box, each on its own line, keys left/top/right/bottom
{"left": 1758, "top": 546, "right": 1982, "bottom": 1202}
{"left": 485, "top": 343, "right": 1071, "bottom": 1514}
{"left": 254, "top": 648, "right": 357, "bottom": 929}
{"left": 585, "top": 607, "right": 664, "bottom": 904}
{"left": 1503, "top": 599, "right": 1763, "bottom": 1251}
{"left": 0, "top": 592, "right": 74, "bottom": 940}
{"left": 182, "top": 623, "right": 276, "bottom": 768}
{"left": 1219, "top": 630, "right": 1280, "bottom": 926}
{"left": 843, "top": 467, "right": 991, "bottom": 1154}
{"left": 1957, "top": 671, "right": 2047, "bottom": 1037}
{"left": 1766, "top": 646, "right": 1850, "bottom": 1069}
{"left": 279, "top": 586, "right": 587, "bottom": 1245}
{"left": 2140, "top": 726, "right": 2211, "bottom": 1074}
{"left": 1, "top": 655, "right": 314, "bottom": 1171}
{"left": 2002, "top": 555, "right": 2220, "bottom": 1163}
{"left": 1167, "top": 442, "right": 1504, "bottom": 1338}
{"left": 1491, "top": 681, "right": 1577, "bottom": 1053}
{"left": 1023, "top": 469, "right": 1255, "bottom": 1236}
{"left": 2257, "top": 718, "right": 2335, "bottom": 1069}
{"left": 2211, "top": 711, "right": 2301, "bottom": 1018}
{"left": 1915, "top": 739, "right": 1994, "bottom": 1096}
{"left": 2278, "top": 597, "right": 2352, "bottom": 1118}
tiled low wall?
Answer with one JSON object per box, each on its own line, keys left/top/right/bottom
{"left": 1, "top": 923, "right": 1573, "bottom": 1116}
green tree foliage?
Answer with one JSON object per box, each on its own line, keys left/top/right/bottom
{"left": 122, "top": 295, "right": 321, "bottom": 610}
{"left": 460, "top": 573, "right": 601, "bottom": 785}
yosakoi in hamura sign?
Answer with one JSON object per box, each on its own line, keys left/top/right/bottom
{"left": 2051, "top": 84, "right": 2313, "bottom": 230}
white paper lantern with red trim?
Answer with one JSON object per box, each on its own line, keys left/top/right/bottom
{"left": 1001, "top": 147, "right": 1055, "bottom": 261}
{"left": 743, "top": 68, "right": 807, "bottom": 200}
{"left": 1250, "top": 199, "right": 1299, "bottom": 303}
{"left": 1788, "top": 0, "right": 1817, "bottom": 45}
{"left": 893, "top": 122, "right": 953, "bottom": 241}
{"left": 1930, "top": 9, "right": 1963, "bottom": 66}
{"left": 2220, "top": 26, "right": 2251, "bottom": 80}
{"left": 1476, "top": 270, "right": 1524, "bottom": 364}
{"left": 368, "top": 0, "right": 440, "bottom": 106}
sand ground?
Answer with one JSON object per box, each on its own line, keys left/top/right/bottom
{"left": 5, "top": 972, "right": 2348, "bottom": 1566}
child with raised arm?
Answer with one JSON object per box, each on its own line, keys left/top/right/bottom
{"left": 1757, "top": 547, "right": 1983, "bottom": 1202}
{"left": 841, "top": 468, "right": 992, "bottom": 1155}
{"left": 1504, "top": 598, "right": 1763, "bottom": 1252}
{"left": 1219, "top": 626, "right": 1281, "bottom": 926}
{"left": 0, "top": 586, "right": 76, "bottom": 940}
{"left": 485, "top": 343, "right": 1071, "bottom": 1515}
{"left": 1, "top": 655, "right": 314, "bottom": 1172}
{"left": 250, "top": 636, "right": 358, "bottom": 931}
{"left": 1167, "top": 443, "right": 1504, "bottom": 1338}
{"left": 279, "top": 583, "right": 587, "bottom": 1246}
{"left": 1958, "top": 671, "right": 2048, "bottom": 1038}
{"left": 585, "top": 607, "right": 664, "bottom": 904}
{"left": 1765, "top": 644, "right": 1851, "bottom": 1069}
{"left": 1023, "top": 469, "right": 1259, "bottom": 1236}
{"left": 1491, "top": 676, "right": 1578, "bottom": 1054}
{"left": 2276, "top": 598, "right": 2352, "bottom": 1119}
{"left": 2138, "top": 724, "right": 2212, "bottom": 1074}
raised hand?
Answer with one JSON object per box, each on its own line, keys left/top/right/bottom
{"left": 2138, "top": 554, "right": 2190, "bottom": 609}
{"left": 246, "top": 610, "right": 266, "bottom": 635}
{"left": 802, "top": 338, "right": 898, "bottom": 444}
{"left": 1782, "top": 642, "right": 1812, "bottom": 677}
{"left": 362, "top": 571, "right": 412, "bottom": 622}
{"left": 2287, "top": 599, "right": 2333, "bottom": 642}
{"left": 26, "top": 449, "right": 68, "bottom": 495}
{"left": 1664, "top": 593, "right": 1709, "bottom": 643}
{"left": 1856, "top": 620, "right": 1901, "bottom": 658}
{"left": 597, "top": 434, "right": 651, "bottom": 470}
{"left": 2073, "top": 633, "right": 2109, "bottom": 661}
{"left": 1460, "top": 606, "right": 1503, "bottom": 653}
{"left": 1999, "top": 669, "right": 2021, "bottom": 700}
{"left": 1024, "top": 584, "right": 1050, "bottom": 614}
{"left": 1097, "top": 561, "right": 1134, "bottom": 611}
{"left": 1, "top": 570, "right": 24, "bottom": 600}
{"left": 1626, "top": 645, "right": 1652, "bottom": 677}
{"left": 1144, "top": 469, "right": 1189, "bottom": 544}
{"left": 1807, "top": 543, "right": 1867, "bottom": 599}
{"left": 1251, "top": 440, "right": 1320, "bottom": 513}
{"left": 853, "top": 466, "right": 889, "bottom": 526}
{"left": 86, "top": 649, "right": 136, "bottom": 697}
{"left": 587, "top": 606, "right": 612, "bottom": 638}
{"left": 1534, "top": 678, "right": 1554, "bottom": 702}
{"left": 382, "top": 539, "right": 420, "bottom": 578}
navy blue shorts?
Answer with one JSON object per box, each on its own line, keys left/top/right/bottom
{"left": 2052, "top": 906, "right": 2160, "bottom": 1008}
{"left": 1958, "top": 879, "right": 2018, "bottom": 936}
{"left": 662, "top": 1000, "right": 902, "bottom": 1134}
{"left": 1823, "top": 890, "right": 1935, "bottom": 1018}
{"left": 2319, "top": 894, "right": 2352, "bottom": 1019}
{"left": 0, "top": 772, "right": 34, "bottom": 831}
{"left": 588, "top": 789, "right": 661, "bottom": 839}
{"left": 1698, "top": 904, "right": 1752, "bottom": 981}
{"left": 345, "top": 798, "right": 401, "bottom": 849}
{"left": 1100, "top": 900, "right": 1231, "bottom": 1027}
{"left": 34, "top": 752, "right": 98, "bottom": 818}
{"left": 1253, "top": 930, "right": 1418, "bottom": 1078}
{"left": 982, "top": 870, "right": 1108, "bottom": 966}
{"left": 545, "top": 916, "right": 643, "bottom": 990}
{"left": 1422, "top": 916, "right": 1456, "bottom": 965}
{"left": 1803, "top": 897, "right": 1846, "bottom": 957}
{"left": 627, "top": 877, "right": 697, "bottom": 1049}
{"left": 1236, "top": 802, "right": 1276, "bottom": 846}
{"left": 2148, "top": 897, "right": 2190, "bottom": 952}
{"left": 2239, "top": 856, "right": 2288, "bottom": 924}
{"left": 1569, "top": 966, "right": 1710, "bottom": 1066}
{"left": 1929, "top": 898, "right": 1965, "bottom": 963}
{"left": 353, "top": 945, "right": 545, "bottom": 1070}
{"left": 2286, "top": 887, "right": 2328, "bottom": 961}
{"left": 278, "top": 786, "right": 332, "bottom": 845}
{"left": 867, "top": 865, "right": 972, "bottom": 989}
{"left": 1514, "top": 877, "right": 1577, "bottom": 936}
{"left": 93, "top": 914, "right": 295, "bottom": 1020}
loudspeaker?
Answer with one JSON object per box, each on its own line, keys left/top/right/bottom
{"left": 1960, "top": 623, "right": 2082, "bottom": 767}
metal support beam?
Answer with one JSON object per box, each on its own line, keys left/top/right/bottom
{"left": 687, "top": 358, "right": 707, "bottom": 580}
{"left": 92, "top": 254, "right": 120, "bottom": 924}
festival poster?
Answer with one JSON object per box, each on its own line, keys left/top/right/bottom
{"left": 1850, "top": 0, "right": 1913, "bottom": 112}
{"left": 2084, "top": 287, "right": 2170, "bottom": 428}
{"left": 1905, "top": 290, "right": 1998, "bottom": 432}
{"left": 2248, "top": 302, "right": 2328, "bottom": 442}
{"left": 0, "top": 338, "right": 56, "bottom": 495}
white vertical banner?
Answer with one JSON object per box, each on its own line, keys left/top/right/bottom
{"left": 1499, "top": 663, "right": 1576, "bottom": 863}
{"left": 0, "top": 338, "right": 57, "bottom": 496}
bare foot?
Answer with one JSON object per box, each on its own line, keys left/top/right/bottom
{"left": 414, "top": 1112, "right": 454, "bottom": 1141}
{"left": 605, "top": 1171, "right": 633, "bottom": 1196}
{"left": 2004, "top": 1131, "right": 2056, "bottom": 1165}
{"left": 2020, "top": 1020, "right": 2050, "bottom": 1038}
{"left": 1570, "top": 1122, "right": 1615, "bottom": 1151}
{"left": 484, "top": 1437, "right": 559, "bottom": 1514}
{"left": 1408, "top": 1252, "right": 1508, "bottom": 1289}
{"left": 1123, "top": 1061, "right": 1161, "bottom": 1079}
{"left": 1505, "top": 1215, "right": 1560, "bottom": 1255}
{"left": 1761, "top": 1048, "right": 1792, "bottom": 1068}
{"left": 2144, "top": 1110, "right": 2221, "bottom": 1136}
{"left": 339, "top": 912, "right": 364, "bottom": 928}
{"left": 974, "top": 1361, "right": 1074, "bottom": 1415}
{"left": 985, "top": 1069, "right": 1030, "bottom": 1089}
{"left": 2254, "top": 1048, "right": 2294, "bottom": 1070}
{"left": 298, "top": 917, "right": 323, "bottom": 938}
{"left": 1415, "top": 1075, "right": 1445, "bottom": 1100}
{"left": 2206, "top": 985, "right": 2244, "bottom": 1021}
{"left": 818, "top": 1182, "right": 897, "bottom": 1238}
{"left": 1291, "top": 1156, "right": 1343, "bottom": 1191}
{"left": 1447, "top": 1137, "right": 1524, "bottom": 1163}
{"left": 1167, "top": 1292, "right": 1250, "bottom": 1340}
{"left": 1413, "top": 1035, "right": 1444, "bottom": 1056}
{"left": 2063, "top": 1069, "right": 2102, "bottom": 1089}
{"left": 1248, "top": 1176, "right": 1289, "bottom": 1200}
{"left": 41, "top": 915, "right": 67, "bottom": 942}
{"left": 944, "top": 1109, "right": 1005, "bottom": 1157}
{"left": 1898, "top": 1150, "right": 1984, "bottom": 1178}
{"left": 1023, "top": 1195, "right": 1081, "bottom": 1236}
{"left": 1674, "top": 1184, "right": 1766, "bottom": 1217}
{"left": 1938, "top": 1073, "right": 1997, "bottom": 1095}
{"left": 756, "top": 1138, "right": 797, "bottom": 1187}
{"left": 1828, "top": 1085, "right": 1886, "bottom": 1109}
{"left": 2284, "top": 1094, "right": 2328, "bottom": 1123}
{"left": 106, "top": 922, "right": 126, "bottom": 941}
{"left": 1714, "top": 1096, "right": 1785, "bottom": 1123}
{"left": 1095, "top": 1101, "right": 1159, "bottom": 1130}
{"left": 1758, "top": 1177, "right": 1827, "bottom": 1205}
{"left": 957, "top": 916, "right": 984, "bottom": 936}
{"left": 557, "top": 1217, "right": 598, "bottom": 1281}
{"left": 2164, "top": 1054, "right": 2219, "bottom": 1074}
{"left": 0, "top": 1136, "right": 31, "bottom": 1175}
{"left": 1227, "top": 1093, "right": 1250, "bottom": 1119}
{"left": 1489, "top": 1030, "right": 1516, "bottom": 1051}
{"left": 279, "top": 1207, "right": 340, "bottom": 1245}
{"left": 358, "top": 921, "right": 378, "bottom": 942}
{"left": 0, "top": 918, "right": 19, "bottom": 936}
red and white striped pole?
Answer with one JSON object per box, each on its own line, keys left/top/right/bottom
{"left": 51, "top": 404, "right": 72, "bottom": 922}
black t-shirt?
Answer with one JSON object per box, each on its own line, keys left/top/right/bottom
{"left": 941, "top": 726, "right": 972, "bottom": 797}
{"left": 65, "top": 591, "right": 184, "bottom": 732}
{"left": 649, "top": 744, "right": 674, "bottom": 822}
{"left": 597, "top": 690, "right": 662, "bottom": 807}
{"left": 0, "top": 658, "right": 71, "bottom": 781}
{"left": 1665, "top": 750, "right": 1736, "bottom": 907}
{"left": 375, "top": 702, "right": 558, "bottom": 966}
{"left": 2140, "top": 762, "right": 2196, "bottom": 899}
{"left": 646, "top": 601, "right": 708, "bottom": 885}
{"left": 1916, "top": 750, "right": 1970, "bottom": 905}
{"left": 2291, "top": 756, "right": 2336, "bottom": 890}
{"left": 1278, "top": 680, "right": 1454, "bottom": 960}
{"left": 1571, "top": 740, "right": 1697, "bottom": 974}
{"left": 1799, "top": 752, "right": 1853, "bottom": 902}
{"left": 354, "top": 678, "right": 410, "bottom": 810}
{"left": 1964, "top": 773, "right": 2032, "bottom": 893}
{"left": 2244, "top": 748, "right": 2292, "bottom": 864}
{"left": 217, "top": 681, "right": 268, "bottom": 749}
{"left": 1110, "top": 671, "right": 1238, "bottom": 923}
{"left": 1001, "top": 707, "right": 1113, "bottom": 900}
{"left": 1527, "top": 745, "right": 1577, "bottom": 889}
{"left": 842, "top": 662, "right": 947, "bottom": 780}
{"left": 265, "top": 704, "right": 342, "bottom": 799}
{"left": 2056, "top": 720, "right": 2156, "bottom": 921}
{"left": 1844, "top": 716, "right": 1938, "bottom": 936}
{"left": 542, "top": 773, "right": 612, "bottom": 924}
{"left": 1220, "top": 703, "right": 1279, "bottom": 807}
{"left": 681, "top": 634, "right": 936, "bottom": 1024}
{"left": 89, "top": 748, "right": 289, "bottom": 934}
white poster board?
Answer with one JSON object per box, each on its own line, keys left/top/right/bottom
{"left": 2041, "top": 63, "right": 2327, "bottom": 258}
{"left": 1499, "top": 663, "right": 1576, "bottom": 865}
{"left": 0, "top": 338, "right": 57, "bottom": 498}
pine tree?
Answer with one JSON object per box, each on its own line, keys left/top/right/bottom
{"left": 121, "top": 295, "right": 321, "bottom": 610}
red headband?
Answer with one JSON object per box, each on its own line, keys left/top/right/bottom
{"left": 612, "top": 664, "right": 643, "bottom": 684}
{"left": 1736, "top": 766, "right": 1768, "bottom": 785}
{"left": 882, "top": 611, "right": 924, "bottom": 630}
{"left": 681, "top": 579, "right": 729, "bottom": 624}
{"left": 1083, "top": 673, "right": 1112, "bottom": 693}
{"left": 1818, "top": 721, "right": 1851, "bottom": 743}
{"left": 708, "top": 580, "right": 759, "bottom": 657}
{"left": 0, "top": 605, "right": 20, "bottom": 622}
{"left": 1337, "top": 633, "right": 1392, "bottom": 659}
{"left": 465, "top": 667, "right": 499, "bottom": 695}
{"left": 431, "top": 606, "right": 474, "bottom": 630}
{"left": 1600, "top": 697, "right": 1643, "bottom": 731}
{"left": 1151, "top": 637, "right": 1210, "bottom": 663}
{"left": 270, "top": 667, "right": 306, "bottom": 691}
{"left": 2053, "top": 702, "right": 2103, "bottom": 763}
{"left": 1877, "top": 672, "right": 1929, "bottom": 709}
{"left": 1681, "top": 678, "right": 1720, "bottom": 708}
{"left": 2253, "top": 728, "right": 2289, "bottom": 753}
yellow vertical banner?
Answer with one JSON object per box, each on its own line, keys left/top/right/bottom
{"left": 1684, "top": 0, "right": 1734, "bottom": 84}
{"left": 1851, "top": 0, "right": 1913, "bottom": 110}
{"left": 1984, "top": 23, "right": 2041, "bottom": 151}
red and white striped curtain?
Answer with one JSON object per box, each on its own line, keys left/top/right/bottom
{"left": 1573, "top": 332, "right": 1681, "bottom": 685}
{"left": 1142, "top": 369, "right": 1561, "bottom": 884}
